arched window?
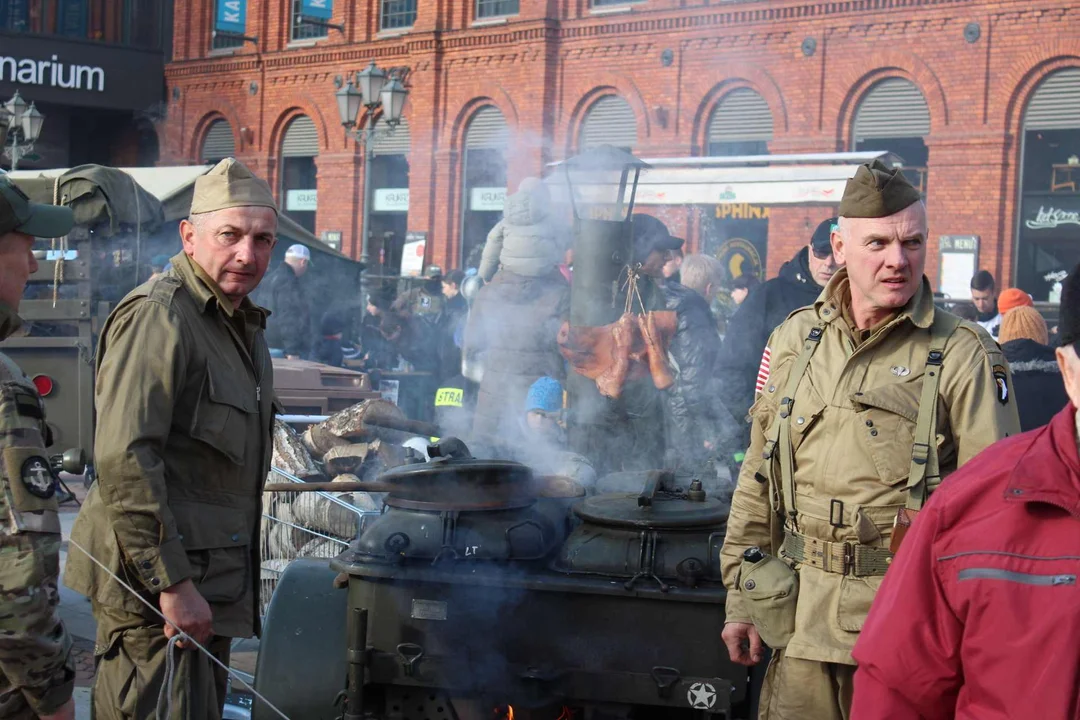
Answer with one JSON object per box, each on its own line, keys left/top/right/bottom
{"left": 461, "top": 106, "right": 509, "bottom": 268}
{"left": 707, "top": 88, "right": 773, "bottom": 156}
{"left": 280, "top": 115, "right": 319, "bottom": 233}
{"left": 851, "top": 78, "right": 931, "bottom": 193}
{"left": 200, "top": 119, "right": 235, "bottom": 164}
{"left": 579, "top": 95, "right": 637, "bottom": 152}
{"left": 369, "top": 116, "right": 412, "bottom": 273}
{"left": 1015, "top": 68, "right": 1080, "bottom": 300}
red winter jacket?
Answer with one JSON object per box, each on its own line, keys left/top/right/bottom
{"left": 852, "top": 403, "right": 1080, "bottom": 720}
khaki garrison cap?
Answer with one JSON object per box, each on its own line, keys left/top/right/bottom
{"left": 838, "top": 158, "right": 922, "bottom": 219}
{"left": 190, "top": 158, "right": 278, "bottom": 215}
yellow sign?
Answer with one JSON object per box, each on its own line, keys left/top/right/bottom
{"left": 435, "top": 388, "right": 464, "bottom": 407}
{"left": 715, "top": 203, "right": 771, "bottom": 220}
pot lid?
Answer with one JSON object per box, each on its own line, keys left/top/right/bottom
{"left": 573, "top": 492, "right": 728, "bottom": 529}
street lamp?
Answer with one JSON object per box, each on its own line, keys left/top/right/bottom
{"left": 0, "top": 91, "right": 45, "bottom": 171}
{"left": 335, "top": 62, "right": 408, "bottom": 268}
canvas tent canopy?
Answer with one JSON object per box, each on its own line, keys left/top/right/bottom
{"left": 5, "top": 164, "right": 164, "bottom": 238}
{"left": 5, "top": 164, "right": 350, "bottom": 261}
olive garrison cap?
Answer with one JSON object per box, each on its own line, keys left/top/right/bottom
{"left": 838, "top": 159, "right": 922, "bottom": 219}
{"left": 190, "top": 158, "right": 278, "bottom": 215}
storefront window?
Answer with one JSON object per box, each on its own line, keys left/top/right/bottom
{"left": 460, "top": 106, "right": 508, "bottom": 269}
{"left": 851, "top": 78, "right": 930, "bottom": 195}
{"left": 370, "top": 154, "right": 410, "bottom": 273}
{"left": 1015, "top": 68, "right": 1080, "bottom": 301}
{"left": 280, "top": 116, "right": 320, "bottom": 233}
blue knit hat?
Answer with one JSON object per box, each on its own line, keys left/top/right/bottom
{"left": 525, "top": 377, "right": 563, "bottom": 414}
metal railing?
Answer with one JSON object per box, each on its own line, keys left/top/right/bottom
{"left": 259, "top": 466, "right": 381, "bottom": 617}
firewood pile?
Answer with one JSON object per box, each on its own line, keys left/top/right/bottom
{"left": 262, "top": 398, "right": 417, "bottom": 560}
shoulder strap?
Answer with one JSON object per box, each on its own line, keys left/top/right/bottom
{"left": 905, "top": 313, "right": 962, "bottom": 510}
{"left": 766, "top": 322, "right": 826, "bottom": 524}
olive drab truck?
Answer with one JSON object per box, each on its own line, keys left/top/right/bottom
{"left": 2, "top": 165, "right": 166, "bottom": 478}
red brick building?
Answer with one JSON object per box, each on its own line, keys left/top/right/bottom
{"left": 160, "top": 0, "right": 1080, "bottom": 300}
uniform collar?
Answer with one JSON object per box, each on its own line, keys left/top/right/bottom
{"left": 170, "top": 251, "right": 268, "bottom": 326}
{"left": 1004, "top": 404, "right": 1080, "bottom": 519}
{"left": 815, "top": 268, "right": 936, "bottom": 330}
{"left": 0, "top": 301, "right": 23, "bottom": 341}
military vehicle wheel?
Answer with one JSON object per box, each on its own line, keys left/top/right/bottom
{"left": 252, "top": 559, "right": 348, "bottom": 720}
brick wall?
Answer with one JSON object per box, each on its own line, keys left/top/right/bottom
{"left": 161, "top": 0, "right": 1080, "bottom": 290}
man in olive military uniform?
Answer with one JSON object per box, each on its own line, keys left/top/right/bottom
{"left": 719, "top": 160, "right": 1021, "bottom": 719}
{"left": 64, "top": 159, "right": 278, "bottom": 719}
{"left": 0, "top": 178, "right": 77, "bottom": 720}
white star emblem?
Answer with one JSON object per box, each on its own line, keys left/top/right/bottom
{"left": 687, "top": 682, "right": 717, "bottom": 710}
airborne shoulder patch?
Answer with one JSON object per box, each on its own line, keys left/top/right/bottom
{"left": 993, "top": 364, "right": 1009, "bottom": 405}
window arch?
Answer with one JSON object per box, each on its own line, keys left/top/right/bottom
{"left": 200, "top": 119, "right": 235, "bottom": 163}
{"left": 707, "top": 88, "right": 774, "bottom": 156}
{"left": 579, "top": 95, "right": 637, "bottom": 152}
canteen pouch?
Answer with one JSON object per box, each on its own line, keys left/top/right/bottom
{"left": 739, "top": 552, "right": 799, "bottom": 648}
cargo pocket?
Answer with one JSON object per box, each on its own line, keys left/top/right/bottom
{"left": 740, "top": 554, "right": 799, "bottom": 648}
{"left": 190, "top": 363, "right": 256, "bottom": 465}
{"left": 834, "top": 575, "right": 883, "bottom": 633}
{"left": 852, "top": 383, "right": 921, "bottom": 486}
{"left": 175, "top": 501, "right": 251, "bottom": 604}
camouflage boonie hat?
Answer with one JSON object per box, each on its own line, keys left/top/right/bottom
{"left": 0, "top": 176, "right": 75, "bottom": 238}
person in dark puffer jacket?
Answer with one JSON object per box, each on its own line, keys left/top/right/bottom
{"left": 465, "top": 182, "right": 569, "bottom": 441}
{"left": 999, "top": 305, "right": 1069, "bottom": 431}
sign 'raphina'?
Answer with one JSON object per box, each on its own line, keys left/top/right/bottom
{"left": 838, "top": 158, "right": 922, "bottom": 218}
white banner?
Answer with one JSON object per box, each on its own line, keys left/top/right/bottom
{"left": 401, "top": 234, "right": 426, "bottom": 277}
{"left": 373, "top": 188, "right": 409, "bottom": 212}
{"left": 286, "top": 189, "right": 317, "bottom": 211}
{"left": 470, "top": 187, "right": 507, "bottom": 212}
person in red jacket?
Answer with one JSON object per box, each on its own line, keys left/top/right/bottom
{"left": 851, "top": 262, "right": 1080, "bottom": 720}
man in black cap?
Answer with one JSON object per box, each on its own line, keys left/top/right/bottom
{"left": 715, "top": 217, "right": 842, "bottom": 449}
{"left": 719, "top": 159, "right": 1019, "bottom": 719}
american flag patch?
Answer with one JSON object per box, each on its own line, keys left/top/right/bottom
{"left": 755, "top": 346, "right": 772, "bottom": 393}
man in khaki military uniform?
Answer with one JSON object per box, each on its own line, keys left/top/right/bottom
{"left": 0, "top": 178, "right": 77, "bottom": 720}
{"left": 719, "top": 160, "right": 1021, "bottom": 719}
{"left": 65, "top": 159, "right": 278, "bottom": 719}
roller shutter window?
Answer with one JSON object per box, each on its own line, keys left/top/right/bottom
{"left": 201, "top": 119, "right": 236, "bottom": 162}
{"left": 852, "top": 78, "right": 931, "bottom": 141}
{"left": 709, "top": 88, "right": 774, "bottom": 143}
{"left": 281, "top": 115, "right": 319, "bottom": 157}
{"left": 465, "top": 106, "right": 509, "bottom": 149}
{"left": 579, "top": 95, "right": 637, "bottom": 151}
{"left": 1024, "top": 68, "right": 1080, "bottom": 131}
{"left": 372, "top": 116, "right": 411, "bottom": 155}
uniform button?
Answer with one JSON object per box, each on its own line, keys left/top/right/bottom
{"left": 142, "top": 561, "right": 152, "bottom": 570}
{"left": 231, "top": 534, "right": 240, "bottom": 542}
{"left": 823, "top": 309, "right": 831, "bottom": 316}
{"left": 865, "top": 420, "right": 873, "bottom": 427}
{"left": 1011, "top": 488, "right": 1023, "bottom": 496}
{"left": 870, "top": 429, "right": 878, "bottom": 437}
{"left": 796, "top": 417, "right": 805, "bottom": 425}
{"left": 768, "top": 385, "right": 776, "bottom": 393}
{"left": 150, "top": 578, "right": 160, "bottom": 586}
{"left": 744, "top": 580, "right": 756, "bottom": 591}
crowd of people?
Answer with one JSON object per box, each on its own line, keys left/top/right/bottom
{"left": 4, "top": 153, "right": 1080, "bottom": 720}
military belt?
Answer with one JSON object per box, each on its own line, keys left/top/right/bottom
{"left": 782, "top": 529, "right": 893, "bottom": 577}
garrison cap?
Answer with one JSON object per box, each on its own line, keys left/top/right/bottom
{"left": 1058, "top": 262, "right": 1080, "bottom": 355}
{"left": 190, "top": 158, "right": 278, "bottom": 215}
{"left": 838, "top": 159, "right": 922, "bottom": 219}
{"left": 0, "top": 175, "right": 74, "bottom": 238}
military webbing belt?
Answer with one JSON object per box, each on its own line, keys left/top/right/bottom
{"left": 782, "top": 529, "right": 893, "bottom": 577}
{"left": 904, "top": 313, "right": 961, "bottom": 511}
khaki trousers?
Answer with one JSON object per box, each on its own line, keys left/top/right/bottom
{"left": 90, "top": 605, "right": 231, "bottom": 720}
{"left": 758, "top": 649, "right": 855, "bottom": 720}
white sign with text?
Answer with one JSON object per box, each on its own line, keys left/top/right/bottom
{"left": 286, "top": 189, "right": 317, "bottom": 212}
{"left": 373, "top": 188, "right": 409, "bottom": 212}
{"left": 470, "top": 187, "right": 507, "bottom": 212}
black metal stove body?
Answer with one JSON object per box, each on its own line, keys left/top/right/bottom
{"left": 252, "top": 453, "right": 746, "bottom": 720}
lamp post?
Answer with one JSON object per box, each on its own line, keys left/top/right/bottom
{"left": 335, "top": 61, "right": 409, "bottom": 268}
{"left": 0, "top": 91, "right": 45, "bottom": 171}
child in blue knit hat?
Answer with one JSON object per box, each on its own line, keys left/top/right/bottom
{"left": 523, "top": 376, "right": 564, "bottom": 444}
